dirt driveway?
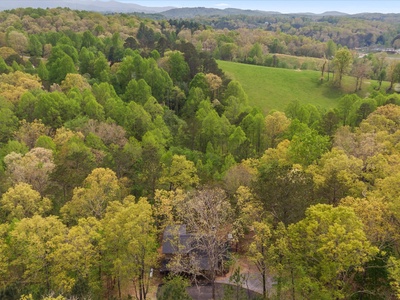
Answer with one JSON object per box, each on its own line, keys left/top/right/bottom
{"left": 215, "top": 256, "right": 274, "bottom": 297}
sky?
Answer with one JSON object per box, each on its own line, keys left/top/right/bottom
{"left": 116, "top": 0, "right": 400, "bottom": 14}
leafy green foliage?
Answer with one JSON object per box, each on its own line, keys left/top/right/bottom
{"left": 0, "top": 7, "right": 399, "bottom": 300}
{"left": 288, "top": 204, "right": 378, "bottom": 299}
{"left": 333, "top": 47, "right": 353, "bottom": 87}
{"left": 0, "top": 183, "right": 52, "bottom": 221}
{"left": 157, "top": 276, "right": 192, "bottom": 300}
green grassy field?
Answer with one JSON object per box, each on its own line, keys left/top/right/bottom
{"left": 218, "top": 60, "right": 384, "bottom": 113}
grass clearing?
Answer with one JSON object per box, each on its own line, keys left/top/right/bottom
{"left": 218, "top": 60, "right": 386, "bottom": 113}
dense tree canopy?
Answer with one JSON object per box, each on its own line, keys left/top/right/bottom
{"left": 0, "top": 6, "right": 400, "bottom": 300}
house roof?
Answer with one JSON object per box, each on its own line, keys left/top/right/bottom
{"left": 162, "top": 224, "right": 230, "bottom": 272}
{"left": 162, "top": 224, "right": 192, "bottom": 254}
{"left": 163, "top": 224, "right": 187, "bottom": 238}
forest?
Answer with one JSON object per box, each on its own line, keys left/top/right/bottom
{"left": 1, "top": 6, "right": 400, "bottom": 300}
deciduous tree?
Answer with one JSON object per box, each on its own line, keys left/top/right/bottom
{"left": 248, "top": 219, "right": 272, "bottom": 298}
{"left": 0, "top": 183, "right": 52, "bottom": 221}
{"left": 254, "top": 158, "right": 315, "bottom": 225}
{"left": 351, "top": 56, "right": 372, "bottom": 91}
{"left": 15, "top": 119, "right": 49, "bottom": 149}
{"left": 333, "top": 47, "right": 353, "bottom": 87}
{"left": 239, "top": 110, "right": 265, "bottom": 155}
{"left": 47, "top": 47, "right": 77, "bottom": 84}
{"left": 152, "top": 188, "right": 186, "bottom": 230}
{"left": 165, "top": 50, "right": 190, "bottom": 84}
{"left": 387, "top": 61, "right": 400, "bottom": 91}
{"left": 205, "top": 73, "right": 222, "bottom": 100}
{"left": 7, "top": 31, "right": 28, "bottom": 55}
{"left": 307, "top": 148, "right": 365, "bottom": 205}
{"left": 9, "top": 215, "right": 69, "bottom": 294}
{"left": 60, "top": 73, "right": 91, "bottom": 93}
{"left": 248, "top": 220, "right": 289, "bottom": 299}
{"left": 51, "top": 129, "right": 96, "bottom": 205}
{"left": 371, "top": 52, "right": 388, "bottom": 90}
{"left": 340, "top": 196, "right": 398, "bottom": 249}
{"left": 61, "top": 168, "right": 122, "bottom": 222}
{"left": 170, "top": 188, "right": 234, "bottom": 300}
{"left": 228, "top": 126, "right": 248, "bottom": 161}
{"left": 34, "top": 92, "right": 80, "bottom": 129}
{"left": 0, "top": 107, "right": 18, "bottom": 144}
{"left": 4, "top": 147, "right": 55, "bottom": 195}
{"left": 288, "top": 127, "right": 330, "bottom": 166}
{"left": 265, "top": 111, "right": 291, "bottom": 148}
{"left": 159, "top": 154, "right": 199, "bottom": 191}
{"left": 102, "top": 196, "right": 158, "bottom": 300}
{"left": 28, "top": 35, "right": 43, "bottom": 57}
{"left": 287, "top": 204, "right": 378, "bottom": 299}
{"left": 140, "top": 131, "right": 165, "bottom": 196}
{"left": 0, "top": 71, "right": 41, "bottom": 103}
{"left": 234, "top": 185, "right": 263, "bottom": 237}
{"left": 54, "top": 217, "right": 103, "bottom": 298}
{"left": 157, "top": 276, "right": 191, "bottom": 300}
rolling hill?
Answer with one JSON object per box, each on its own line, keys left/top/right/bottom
{"left": 218, "top": 60, "right": 383, "bottom": 113}
{"left": 0, "top": 0, "right": 173, "bottom": 13}
{"left": 0, "top": 1, "right": 353, "bottom": 17}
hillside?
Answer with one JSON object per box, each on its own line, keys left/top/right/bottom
{"left": 218, "top": 60, "right": 383, "bottom": 113}
{"left": 161, "top": 7, "right": 281, "bottom": 18}
{"left": 0, "top": 0, "right": 173, "bottom": 13}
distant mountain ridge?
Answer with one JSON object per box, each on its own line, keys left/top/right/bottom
{"left": 319, "top": 11, "right": 349, "bottom": 16}
{"left": 161, "top": 7, "right": 282, "bottom": 18}
{"left": 0, "top": 0, "right": 173, "bottom": 13}
{"left": 161, "top": 7, "right": 355, "bottom": 18}
{"left": 0, "top": 1, "right": 357, "bottom": 17}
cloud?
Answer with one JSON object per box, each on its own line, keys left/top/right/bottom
{"left": 214, "top": 3, "right": 230, "bottom": 8}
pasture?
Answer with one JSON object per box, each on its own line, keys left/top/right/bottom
{"left": 218, "top": 60, "right": 385, "bottom": 113}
